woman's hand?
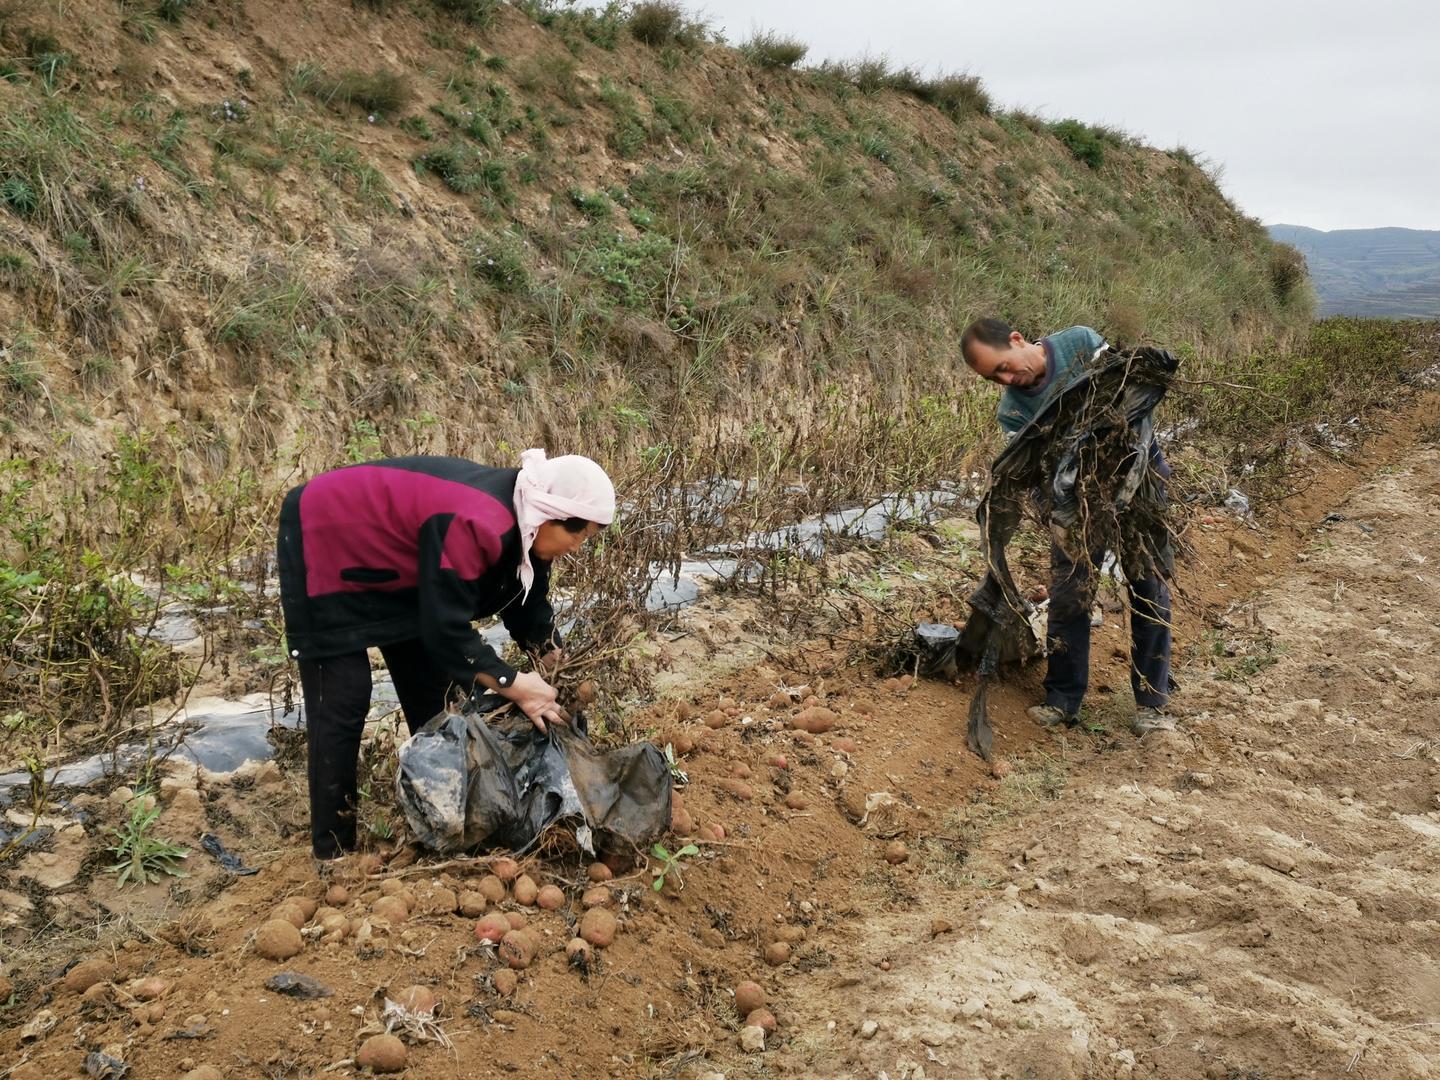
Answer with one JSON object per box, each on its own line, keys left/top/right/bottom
{"left": 499, "top": 671, "right": 567, "bottom": 733}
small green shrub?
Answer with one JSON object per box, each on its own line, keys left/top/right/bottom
{"left": 1267, "top": 243, "right": 1308, "bottom": 303}
{"left": 740, "top": 30, "right": 808, "bottom": 69}
{"left": 1051, "top": 119, "right": 1105, "bottom": 168}
{"left": 293, "top": 65, "right": 413, "bottom": 115}
{"left": 912, "top": 72, "right": 991, "bottom": 118}
{"left": 568, "top": 187, "right": 611, "bottom": 220}
{"left": 0, "top": 248, "right": 29, "bottom": 284}
{"left": 2, "top": 334, "right": 43, "bottom": 396}
{"left": 514, "top": 53, "right": 581, "bottom": 107}
{"left": 581, "top": 229, "right": 674, "bottom": 307}
{"left": 107, "top": 795, "right": 188, "bottom": 887}
{"left": 1, "top": 175, "right": 38, "bottom": 217}
{"left": 468, "top": 231, "right": 530, "bottom": 293}
{"left": 629, "top": 1, "right": 706, "bottom": 48}
{"left": 415, "top": 142, "right": 511, "bottom": 201}
{"left": 430, "top": 0, "right": 499, "bottom": 26}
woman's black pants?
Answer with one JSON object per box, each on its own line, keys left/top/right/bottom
{"left": 296, "top": 639, "right": 457, "bottom": 859}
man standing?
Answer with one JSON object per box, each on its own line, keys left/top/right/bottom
{"left": 961, "top": 317, "right": 1175, "bottom": 735}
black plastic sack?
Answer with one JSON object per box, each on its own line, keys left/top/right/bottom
{"left": 395, "top": 695, "right": 672, "bottom": 855}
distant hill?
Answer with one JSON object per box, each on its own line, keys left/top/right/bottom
{"left": 1269, "top": 225, "right": 1440, "bottom": 318}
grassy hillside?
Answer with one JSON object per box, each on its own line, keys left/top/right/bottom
{"left": 0, "top": 0, "right": 1349, "bottom": 733}
{"left": 1269, "top": 224, "right": 1440, "bottom": 318}
{"left": 0, "top": 0, "right": 1309, "bottom": 476}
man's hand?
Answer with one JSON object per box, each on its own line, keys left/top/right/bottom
{"left": 498, "top": 671, "right": 567, "bottom": 733}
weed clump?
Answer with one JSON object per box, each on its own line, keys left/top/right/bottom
{"left": 468, "top": 231, "right": 530, "bottom": 294}
{"left": 911, "top": 72, "right": 991, "bottom": 118}
{"left": 1050, "top": 118, "right": 1106, "bottom": 168}
{"left": 741, "top": 31, "right": 808, "bottom": 70}
{"left": 415, "top": 142, "right": 511, "bottom": 201}
{"left": 430, "top": 0, "right": 499, "bottom": 26}
{"left": 292, "top": 65, "right": 413, "bottom": 116}
{"left": 1268, "top": 243, "right": 1308, "bottom": 304}
{"left": 629, "top": 1, "right": 706, "bottom": 48}
{"left": 814, "top": 57, "right": 992, "bottom": 118}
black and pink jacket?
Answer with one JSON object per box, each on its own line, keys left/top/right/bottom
{"left": 276, "top": 456, "right": 558, "bottom": 688}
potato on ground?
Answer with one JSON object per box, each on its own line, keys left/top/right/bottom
{"left": 579, "top": 907, "right": 618, "bottom": 948}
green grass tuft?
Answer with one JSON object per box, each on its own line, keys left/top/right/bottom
{"left": 740, "top": 30, "right": 808, "bottom": 69}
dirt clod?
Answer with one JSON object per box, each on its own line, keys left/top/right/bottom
{"left": 884, "top": 840, "right": 909, "bottom": 865}
{"left": 493, "top": 968, "right": 518, "bottom": 996}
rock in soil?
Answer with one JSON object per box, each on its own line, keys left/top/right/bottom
{"left": 264, "top": 972, "right": 333, "bottom": 999}
{"left": 739, "top": 1024, "right": 767, "bottom": 1052}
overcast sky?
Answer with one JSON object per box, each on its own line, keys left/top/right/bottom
{"left": 693, "top": 0, "right": 1440, "bottom": 232}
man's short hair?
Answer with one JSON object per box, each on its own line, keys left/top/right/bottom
{"left": 960, "top": 317, "right": 1015, "bottom": 364}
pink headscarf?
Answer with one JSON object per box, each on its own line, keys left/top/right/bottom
{"left": 513, "top": 448, "right": 616, "bottom": 599}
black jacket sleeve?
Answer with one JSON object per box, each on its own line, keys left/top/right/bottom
{"left": 415, "top": 514, "right": 520, "bottom": 689}
{"left": 501, "top": 558, "right": 562, "bottom": 655}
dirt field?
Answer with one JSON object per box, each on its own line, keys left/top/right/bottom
{"left": 3, "top": 392, "right": 1438, "bottom": 1080}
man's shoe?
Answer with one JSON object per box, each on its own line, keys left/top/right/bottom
{"left": 1027, "top": 704, "right": 1076, "bottom": 728}
{"left": 1132, "top": 706, "right": 1177, "bottom": 735}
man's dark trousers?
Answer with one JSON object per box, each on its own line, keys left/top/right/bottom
{"left": 1043, "top": 542, "right": 1172, "bottom": 716}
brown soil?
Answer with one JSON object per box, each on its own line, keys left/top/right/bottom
{"left": 3, "top": 393, "right": 1438, "bottom": 1079}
